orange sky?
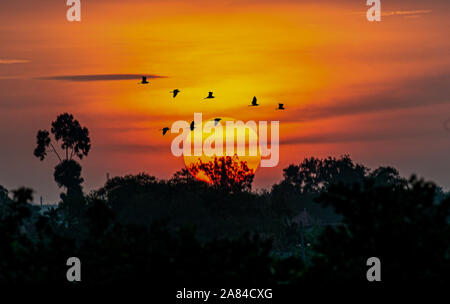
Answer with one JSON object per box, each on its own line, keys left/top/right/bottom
{"left": 0, "top": 0, "right": 449, "bottom": 202}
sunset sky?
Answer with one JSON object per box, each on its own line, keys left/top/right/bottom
{"left": 1, "top": 0, "right": 449, "bottom": 203}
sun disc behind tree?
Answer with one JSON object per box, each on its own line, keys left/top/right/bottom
{"left": 183, "top": 117, "right": 261, "bottom": 183}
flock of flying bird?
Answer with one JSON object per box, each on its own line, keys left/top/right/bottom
{"left": 140, "top": 76, "right": 285, "bottom": 136}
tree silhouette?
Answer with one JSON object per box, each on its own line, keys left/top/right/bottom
{"left": 1, "top": 155, "right": 449, "bottom": 283}
{"left": 54, "top": 159, "right": 84, "bottom": 196}
{"left": 0, "top": 187, "right": 33, "bottom": 239}
{"left": 34, "top": 113, "right": 90, "bottom": 162}
{"left": 12, "top": 187, "right": 34, "bottom": 205}
{"left": 0, "top": 185, "right": 10, "bottom": 205}
{"left": 85, "top": 199, "right": 115, "bottom": 236}
{"left": 188, "top": 155, "right": 255, "bottom": 194}
{"left": 170, "top": 168, "right": 200, "bottom": 185}
{"left": 33, "top": 113, "right": 91, "bottom": 225}
{"left": 33, "top": 113, "right": 90, "bottom": 195}
{"left": 308, "top": 176, "right": 450, "bottom": 281}
{"left": 282, "top": 155, "right": 367, "bottom": 194}
{"left": 368, "top": 166, "right": 407, "bottom": 187}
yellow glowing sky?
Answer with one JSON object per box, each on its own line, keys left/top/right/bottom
{"left": 0, "top": 0, "right": 449, "bottom": 202}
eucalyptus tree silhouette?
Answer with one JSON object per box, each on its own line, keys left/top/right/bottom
{"left": 34, "top": 113, "right": 91, "bottom": 163}
{"left": 33, "top": 113, "right": 91, "bottom": 222}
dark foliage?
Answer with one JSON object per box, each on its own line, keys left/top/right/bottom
{"left": 0, "top": 192, "right": 304, "bottom": 284}
{"left": 94, "top": 171, "right": 279, "bottom": 242}
{"left": 308, "top": 176, "right": 450, "bottom": 282}
{"left": 282, "top": 155, "right": 367, "bottom": 194}
{"left": 1, "top": 155, "right": 449, "bottom": 284}
{"left": 54, "top": 159, "right": 84, "bottom": 195}
{"left": 33, "top": 130, "right": 51, "bottom": 161}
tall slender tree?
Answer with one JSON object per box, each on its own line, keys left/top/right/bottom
{"left": 34, "top": 113, "right": 91, "bottom": 198}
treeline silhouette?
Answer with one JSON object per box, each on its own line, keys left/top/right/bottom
{"left": 0, "top": 113, "right": 449, "bottom": 284}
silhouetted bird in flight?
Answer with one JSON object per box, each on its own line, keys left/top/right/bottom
{"left": 190, "top": 121, "right": 195, "bottom": 131}
{"left": 250, "top": 96, "right": 259, "bottom": 106}
{"left": 161, "top": 127, "right": 170, "bottom": 135}
{"left": 205, "top": 92, "right": 215, "bottom": 99}
{"left": 140, "top": 76, "right": 149, "bottom": 84}
{"left": 171, "top": 89, "right": 180, "bottom": 98}
{"left": 214, "top": 118, "right": 222, "bottom": 126}
{"left": 278, "top": 103, "right": 285, "bottom": 110}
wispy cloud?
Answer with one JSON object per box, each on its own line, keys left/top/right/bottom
{"left": 0, "top": 76, "right": 22, "bottom": 80}
{"left": 0, "top": 59, "right": 30, "bottom": 64}
{"left": 96, "top": 143, "right": 168, "bottom": 154}
{"left": 383, "top": 9, "right": 432, "bottom": 17}
{"left": 38, "top": 74, "right": 167, "bottom": 82}
{"left": 353, "top": 9, "right": 433, "bottom": 18}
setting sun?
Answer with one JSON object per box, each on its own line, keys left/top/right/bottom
{"left": 183, "top": 117, "right": 261, "bottom": 182}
